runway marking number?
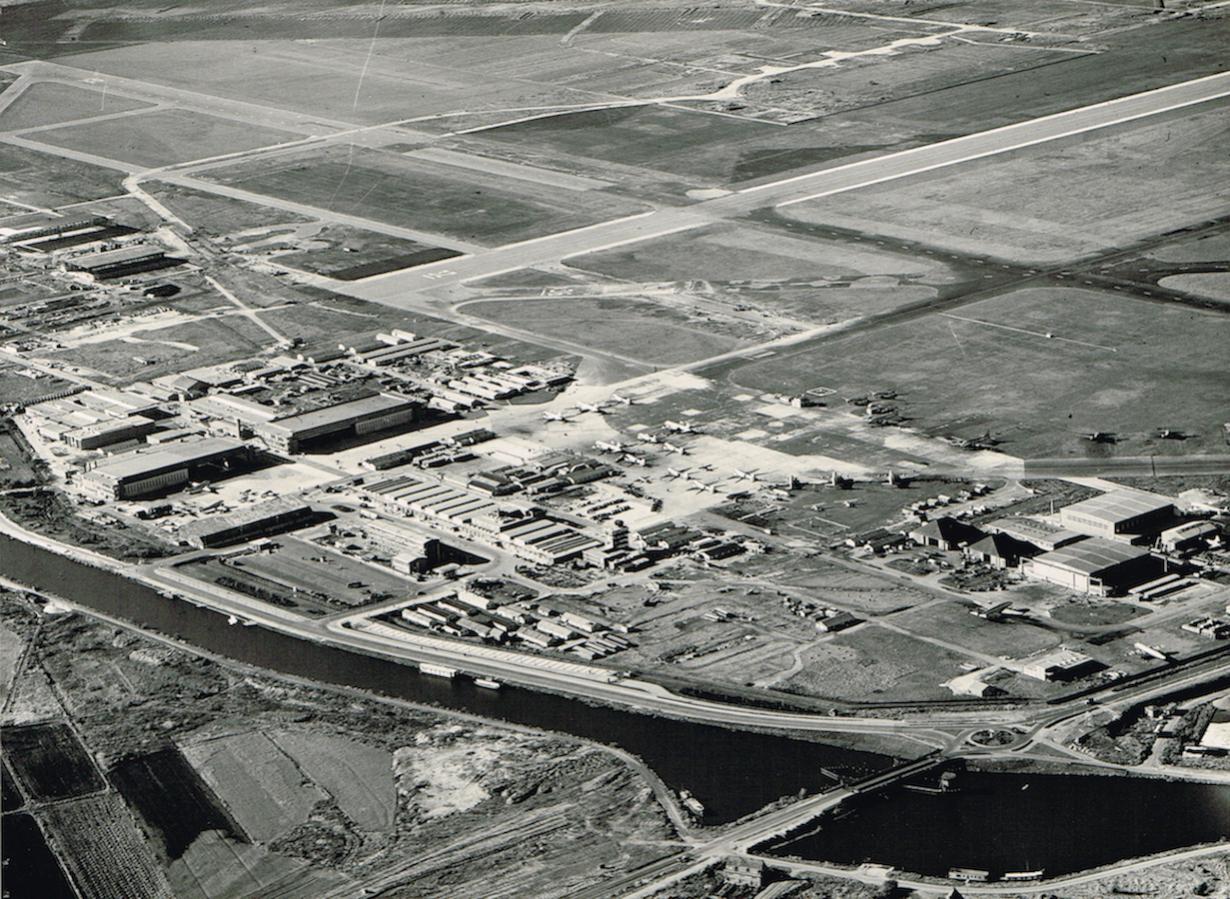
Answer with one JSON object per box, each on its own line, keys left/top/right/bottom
{"left": 423, "top": 270, "right": 457, "bottom": 280}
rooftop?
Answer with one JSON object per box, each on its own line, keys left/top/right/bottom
{"left": 1062, "top": 489, "right": 1175, "bottom": 523}
{"left": 1032, "top": 537, "right": 1150, "bottom": 575}
{"left": 87, "top": 436, "right": 246, "bottom": 480}
{"left": 259, "top": 393, "right": 415, "bottom": 435}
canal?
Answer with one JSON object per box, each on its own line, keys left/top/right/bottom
{"left": 9, "top": 532, "right": 1230, "bottom": 877}
{"left": 763, "top": 767, "right": 1230, "bottom": 878}
{"left": 0, "top": 534, "right": 890, "bottom": 824}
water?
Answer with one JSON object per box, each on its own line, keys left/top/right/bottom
{"left": 764, "top": 768, "right": 1230, "bottom": 878}
{"left": 0, "top": 534, "right": 891, "bottom": 824}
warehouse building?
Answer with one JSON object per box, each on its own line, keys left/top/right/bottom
{"left": 65, "top": 244, "right": 179, "bottom": 280}
{"left": 1021, "top": 648, "right": 1100, "bottom": 681}
{"left": 1020, "top": 538, "right": 1158, "bottom": 596}
{"left": 254, "top": 393, "right": 419, "bottom": 452}
{"left": 985, "top": 517, "right": 1085, "bottom": 553}
{"left": 80, "top": 437, "right": 252, "bottom": 500}
{"left": 1060, "top": 489, "right": 1177, "bottom": 542}
{"left": 178, "top": 498, "right": 316, "bottom": 548}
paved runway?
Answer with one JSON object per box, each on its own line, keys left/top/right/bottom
{"left": 344, "top": 69, "right": 1230, "bottom": 304}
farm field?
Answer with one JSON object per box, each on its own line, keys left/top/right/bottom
{"left": 203, "top": 145, "right": 647, "bottom": 246}
{"left": 2, "top": 813, "right": 76, "bottom": 899}
{"left": 721, "top": 287, "right": 1230, "bottom": 458}
{"left": 462, "top": 295, "right": 751, "bottom": 366}
{"left": 0, "top": 81, "right": 153, "bottom": 131}
{"left": 181, "top": 730, "right": 325, "bottom": 843}
{"left": 29, "top": 108, "right": 301, "bottom": 168}
{"left": 42, "top": 794, "right": 173, "bottom": 899}
{"left": 270, "top": 729, "right": 396, "bottom": 832}
{"left": 782, "top": 99, "right": 1230, "bottom": 265}
{"left": 110, "top": 747, "right": 243, "bottom": 859}
{"left": 4, "top": 722, "right": 105, "bottom": 802}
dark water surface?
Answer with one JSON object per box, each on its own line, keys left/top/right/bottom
{"left": 765, "top": 768, "right": 1230, "bottom": 878}
{"left": 0, "top": 534, "right": 890, "bottom": 824}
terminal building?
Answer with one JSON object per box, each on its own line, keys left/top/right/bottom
{"left": 253, "top": 393, "right": 419, "bottom": 452}
{"left": 79, "top": 437, "right": 252, "bottom": 500}
{"left": 1020, "top": 538, "right": 1157, "bottom": 596}
{"left": 1059, "top": 489, "right": 1176, "bottom": 542}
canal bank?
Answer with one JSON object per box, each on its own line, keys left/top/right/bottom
{"left": 0, "top": 532, "right": 894, "bottom": 824}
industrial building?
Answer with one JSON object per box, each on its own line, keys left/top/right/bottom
{"left": 908, "top": 517, "right": 983, "bottom": 551}
{"left": 79, "top": 437, "right": 252, "bottom": 500}
{"left": 254, "top": 393, "right": 419, "bottom": 452}
{"left": 1021, "top": 648, "right": 1100, "bottom": 681}
{"left": 985, "top": 517, "right": 1085, "bottom": 552}
{"left": 1059, "top": 489, "right": 1176, "bottom": 542}
{"left": 178, "top": 498, "right": 316, "bottom": 548}
{"left": 65, "top": 245, "right": 179, "bottom": 280}
{"left": 1020, "top": 538, "right": 1157, "bottom": 596}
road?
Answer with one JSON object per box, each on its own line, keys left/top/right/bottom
{"left": 342, "top": 69, "right": 1230, "bottom": 303}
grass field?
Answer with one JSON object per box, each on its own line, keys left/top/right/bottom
{"left": 783, "top": 100, "right": 1230, "bottom": 264}
{"left": 0, "top": 81, "right": 152, "bottom": 131}
{"left": 567, "top": 222, "right": 958, "bottom": 324}
{"left": 780, "top": 624, "right": 973, "bottom": 702}
{"left": 146, "top": 181, "right": 311, "bottom": 236}
{"left": 893, "top": 601, "right": 1062, "bottom": 660}
{"left": 31, "top": 108, "right": 301, "bottom": 168}
{"left": 463, "top": 295, "right": 750, "bottom": 366}
{"left": 204, "top": 145, "right": 646, "bottom": 245}
{"left": 181, "top": 730, "right": 325, "bottom": 842}
{"left": 271, "top": 223, "right": 461, "bottom": 280}
{"left": 271, "top": 729, "right": 395, "bottom": 832}
{"left": 0, "top": 144, "right": 122, "bottom": 208}
{"left": 44, "top": 314, "right": 272, "bottom": 383}
{"left": 1159, "top": 273, "right": 1230, "bottom": 304}
{"left": 723, "top": 287, "right": 1230, "bottom": 458}
{"left": 238, "top": 537, "right": 412, "bottom": 607}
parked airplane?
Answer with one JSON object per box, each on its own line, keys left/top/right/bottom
{"left": 577, "top": 402, "right": 608, "bottom": 415}
{"left": 732, "top": 468, "right": 760, "bottom": 482}
{"left": 610, "top": 393, "right": 634, "bottom": 405}
{"left": 664, "top": 419, "right": 697, "bottom": 434}
{"left": 595, "top": 440, "right": 626, "bottom": 453}
{"left": 663, "top": 441, "right": 689, "bottom": 456}
{"left": 664, "top": 467, "right": 691, "bottom": 480}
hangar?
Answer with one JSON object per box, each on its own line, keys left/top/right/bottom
{"left": 254, "top": 393, "right": 419, "bottom": 452}
{"left": 1059, "top": 489, "right": 1176, "bottom": 542}
{"left": 80, "top": 437, "right": 252, "bottom": 500}
{"left": 1020, "top": 538, "right": 1158, "bottom": 596}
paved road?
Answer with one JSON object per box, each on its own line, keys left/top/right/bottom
{"left": 344, "top": 69, "right": 1230, "bottom": 304}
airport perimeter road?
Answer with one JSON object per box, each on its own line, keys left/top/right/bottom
{"left": 345, "top": 69, "right": 1230, "bottom": 303}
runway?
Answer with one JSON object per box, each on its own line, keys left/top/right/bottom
{"left": 343, "top": 69, "right": 1230, "bottom": 304}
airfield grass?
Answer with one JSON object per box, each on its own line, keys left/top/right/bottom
{"left": 45, "top": 315, "right": 272, "bottom": 383}
{"left": 0, "top": 81, "right": 152, "bottom": 131}
{"left": 0, "top": 144, "right": 121, "bottom": 208}
{"left": 567, "top": 222, "right": 958, "bottom": 324}
{"left": 272, "top": 224, "right": 461, "bottom": 280}
{"left": 783, "top": 99, "right": 1230, "bottom": 265}
{"left": 205, "top": 145, "right": 646, "bottom": 245}
{"left": 1158, "top": 273, "right": 1230, "bottom": 304}
{"left": 145, "top": 181, "right": 311, "bottom": 236}
{"left": 30, "top": 108, "right": 301, "bottom": 168}
{"left": 893, "top": 601, "right": 1062, "bottom": 660}
{"left": 463, "top": 295, "right": 749, "bottom": 366}
{"left": 723, "top": 287, "right": 1230, "bottom": 458}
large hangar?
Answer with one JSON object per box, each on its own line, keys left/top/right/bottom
{"left": 254, "top": 393, "right": 419, "bottom": 452}
{"left": 1059, "top": 489, "right": 1176, "bottom": 542}
{"left": 1020, "top": 538, "right": 1157, "bottom": 596}
{"left": 80, "top": 437, "right": 252, "bottom": 500}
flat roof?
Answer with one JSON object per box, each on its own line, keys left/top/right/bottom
{"left": 87, "top": 436, "right": 246, "bottom": 481}
{"left": 70, "top": 245, "right": 164, "bottom": 268}
{"left": 260, "top": 393, "right": 415, "bottom": 436}
{"left": 1062, "top": 489, "right": 1174, "bottom": 524}
{"left": 1032, "top": 538, "right": 1150, "bottom": 575}
{"left": 179, "top": 497, "right": 311, "bottom": 539}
